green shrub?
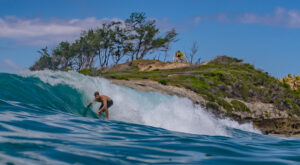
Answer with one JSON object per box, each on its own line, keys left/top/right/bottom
{"left": 206, "top": 102, "right": 219, "bottom": 110}
{"left": 281, "top": 82, "right": 291, "bottom": 89}
{"left": 242, "top": 85, "right": 249, "bottom": 100}
{"left": 288, "top": 114, "right": 298, "bottom": 120}
{"left": 116, "top": 76, "right": 129, "bottom": 80}
{"left": 284, "top": 97, "right": 299, "bottom": 114}
{"left": 274, "top": 99, "right": 281, "bottom": 105}
{"left": 231, "top": 100, "right": 251, "bottom": 113}
{"left": 98, "top": 70, "right": 104, "bottom": 74}
{"left": 203, "top": 93, "right": 217, "bottom": 102}
{"left": 217, "top": 98, "right": 233, "bottom": 114}
{"left": 244, "top": 63, "right": 254, "bottom": 70}
{"left": 78, "top": 69, "right": 93, "bottom": 76}
{"left": 158, "top": 80, "right": 168, "bottom": 85}
{"left": 233, "top": 57, "right": 243, "bottom": 63}
{"left": 264, "top": 110, "right": 269, "bottom": 118}
{"left": 265, "top": 96, "right": 271, "bottom": 103}
{"left": 62, "top": 68, "right": 72, "bottom": 72}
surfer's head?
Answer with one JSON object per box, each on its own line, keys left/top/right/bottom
{"left": 94, "top": 91, "right": 100, "bottom": 97}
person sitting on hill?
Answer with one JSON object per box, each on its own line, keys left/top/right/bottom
{"left": 174, "top": 50, "right": 186, "bottom": 62}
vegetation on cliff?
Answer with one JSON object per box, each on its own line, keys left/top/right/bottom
{"left": 95, "top": 56, "right": 300, "bottom": 119}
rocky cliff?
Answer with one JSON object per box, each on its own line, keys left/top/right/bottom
{"left": 86, "top": 56, "right": 300, "bottom": 136}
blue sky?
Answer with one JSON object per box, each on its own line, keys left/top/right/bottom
{"left": 0, "top": 0, "right": 299, "bottom": 77}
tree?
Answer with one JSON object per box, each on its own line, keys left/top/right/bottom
{"left": 30, "top": 12, "right": 178, "bottom": 71}
{"left": 96, "top": 23, "right": 116, "bottom": 68}
{"left": 30, "top": 47, "right": 56, "bottom": 70}
{"left": 69, "top": 41, "right": 81, "bottom": 70}
{"left": 111, "top": 24, "right": 128, "bottom": 65}
{"left": 125, "top": 12, "right": 177, "bottom": 61}
{"left": 72, "top": 30, "right": 98, "bottom": 70}
{"left": 186, "top": 41, "right": 199, "bottom": 63}
{"left": 53, "top": 41, "right": 76, "bottom": 70}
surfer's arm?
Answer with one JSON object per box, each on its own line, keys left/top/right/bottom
{"left": 98, "top": 98, "right": 107, "bottom": 112}
{"left": 97, "top": 98, "right": 109, "bottom": 120}
{"left": 86, "top": 100, "right": 95, "bottom": 108}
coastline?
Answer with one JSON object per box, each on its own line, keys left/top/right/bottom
{"left": 109, "top": 79, "right": 300, "bottom": 137}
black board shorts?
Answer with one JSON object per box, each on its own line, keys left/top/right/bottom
{"left": 99, "top": 100, "right": 113, "bottom": 110}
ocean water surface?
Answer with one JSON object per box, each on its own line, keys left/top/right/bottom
{"left": 0, "top": 71, "right": 299, "bottom": 164}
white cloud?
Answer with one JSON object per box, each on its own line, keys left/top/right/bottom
{"left": 0, "top": 16, "right": 123, "bottom": 46}
{"left": 149, "top": 17, "right": 181, "bottom": 32}
{"left": 193, "top": 16, "right": 201, "bottom": 24}
{"left": 0, "top": 16, "right": 178, "bottom": 46}
{"left": 217, "top": 13, "right": 230, "bottom": 23}
{"left": 192, "top": 7, "right": 300, "bottom": 28}
{"left": 0, "top": 58, "right": 24, "bottom": 72}
{"left": 236, "top": 7, "right": 300, "bottom": 28}
{"left": 286, "top": 10, "right": 300, "bottom": 28}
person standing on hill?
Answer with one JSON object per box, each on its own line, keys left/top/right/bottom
{"left": 86, "top": 91, "right": 113, "bottom": 120}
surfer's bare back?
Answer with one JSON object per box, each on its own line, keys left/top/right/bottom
{"left": 86, "top": 91, "right": 113, "bottom": 120}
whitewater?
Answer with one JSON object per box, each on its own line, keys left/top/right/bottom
{"left": 0, "top": 71, "right": 299, "bottom": 164}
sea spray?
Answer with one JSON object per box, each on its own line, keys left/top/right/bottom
{"left": 19, "top": 71, "right": 260, "bottom": 136}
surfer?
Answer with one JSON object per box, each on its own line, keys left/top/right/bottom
{"left": 86, "top": 91, "right": 113, "bottom": 120}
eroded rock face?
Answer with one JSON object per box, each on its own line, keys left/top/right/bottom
{"left": 253, "top": 119, "right": 300, "bottom": 136}
{"left": 110, "top": 79, "right": 207, "bottom": 105}
{"left": 224, "top": 98, "right": 290, "bottom": 120}
{"left": 109, "top": 79, "right": 300, "bottom": 137}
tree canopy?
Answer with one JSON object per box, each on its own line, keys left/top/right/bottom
{"left": 30, "top": 12, "right": 178, "bottom": 71}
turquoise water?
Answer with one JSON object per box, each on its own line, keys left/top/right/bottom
{"left": 0, "top": 71, "right": 299, "bottom": 165}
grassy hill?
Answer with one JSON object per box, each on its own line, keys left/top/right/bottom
{"left": 79, "top": 56, "right": 300, "bottom": 123}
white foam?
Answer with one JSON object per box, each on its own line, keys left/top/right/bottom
{"left": 20, "top": 71, "right": 261, "bottom": 136}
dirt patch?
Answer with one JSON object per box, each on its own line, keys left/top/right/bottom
{"left": 106, "top": 60, "right": 194, "bottom": 72}
{"left": 137, "top": 61, "right": 193, "bottom": 71}
{"left": 106, "top": 63, "right": 133, "bottom": 72}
